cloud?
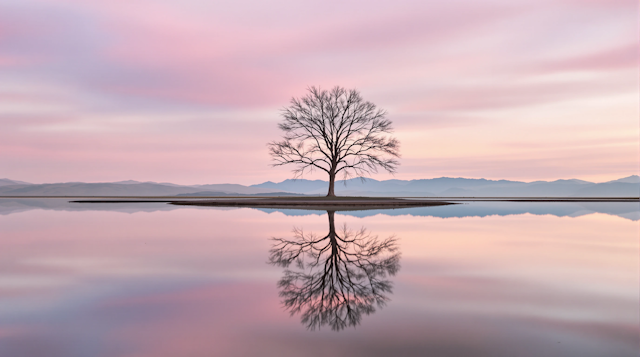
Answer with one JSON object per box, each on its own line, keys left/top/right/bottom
{"left": 0, "top": 0, "right": 637, "bottom": 183}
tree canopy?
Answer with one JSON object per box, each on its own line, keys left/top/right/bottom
{"left": 269, "top": 86, "right": 400, "bottom": 196}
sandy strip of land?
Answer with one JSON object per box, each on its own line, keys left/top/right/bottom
{"left": 44, "top": 195, "right": 640, "bottom": 210}
{"left": 166, "top": 197, "right": 456, "bottom": 209}
{"left": 0, "top": 195, "right": 635, "bottom": 202}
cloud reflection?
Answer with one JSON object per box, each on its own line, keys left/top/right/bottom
{"left": 268, "top": 210, "right": 400, "bottom": 330}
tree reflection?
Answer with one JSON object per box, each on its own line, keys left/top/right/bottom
{"left": 269, "top": 211, "right": 400, "bottom": 331}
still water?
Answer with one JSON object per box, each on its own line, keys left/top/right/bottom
{"left": 0, "top": 199, "right": 638, "bottom": 356}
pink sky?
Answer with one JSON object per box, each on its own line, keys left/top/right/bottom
{"left": 0, "top": 0, "right": 637, "bottom": 185}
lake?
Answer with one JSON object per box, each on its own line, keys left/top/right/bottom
{"left": 0, "top": 199, "right": 638, "bottom": 356}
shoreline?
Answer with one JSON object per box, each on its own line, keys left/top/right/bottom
{"left": 56, "top": 196, "right": 640, "bottom": 210}
{"left": 0, "top": 196, "right": 637, "bottom": 202}
{"left": 168, "top": 197, "right": 456, "bottom": 209}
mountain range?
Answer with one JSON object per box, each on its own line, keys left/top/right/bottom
{"left": 0, "top": 176, "right": 638, "bottom": 197}
{"left": 0, "top": 180, "right": 284, "bottom": 196}
{"left": 252, "top": 176, "right": 640, "bottom": 197}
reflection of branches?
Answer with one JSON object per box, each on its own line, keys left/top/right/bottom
{"left": 268, "top": 211, "right": 400, "bottom": 331}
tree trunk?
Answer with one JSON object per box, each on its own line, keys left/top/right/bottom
{"left": 327, "top": 210, "right": 338, "bottom": 256}
{"left": 327, "top": 170, "right": 336, "bottom": 197}
{"left": 327, "top": 210, "right": 335, "bottom": 234}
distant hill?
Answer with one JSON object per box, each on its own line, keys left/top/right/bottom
{"left": 572, "top": 182, "right": 639, "bottom": 197}
{"left": 0, "top": 182, "right": 198, "bottom": 196}
{"left": 254, "top": 179, "right": 329, "bottom": 193}
{"left": 190, "top": 184, "right": 282, "bottom": 195}
{"left": 0, "top": 178, "right": 32, "bottom": 186}
{"left": 0, "top": 175, "right": 637, "bottom": 197}
{"left": 607, "top": 175, "right": 640, "bottom": 184}
{"left": 175, "top": 191, "right": 303, "bottom": 197}
{"left": 252, "top": 176, "right": 640, "bottom": 197}
{"left": 0, "top": 182, "right": 283, "bottom": 196}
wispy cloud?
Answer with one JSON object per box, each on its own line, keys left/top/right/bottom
{"left": 0, "top": 0, "right": 637, "bottom": 183}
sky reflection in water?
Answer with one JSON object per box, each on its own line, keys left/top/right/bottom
{"left": 0, "top": 200, "right": 638, "bottom": 356}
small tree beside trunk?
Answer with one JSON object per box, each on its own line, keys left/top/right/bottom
{"left": 268, "top": 86, "right": 400, "bottom": 197}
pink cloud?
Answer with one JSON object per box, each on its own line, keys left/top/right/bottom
{"left": 540, "top": 44, "right": 638, "bottom": 72}
{"left": 0, "top": 0, "right": 637, "bottom": 183}
{"left": 402, "top": 76, "right": 635, "bottom": 112}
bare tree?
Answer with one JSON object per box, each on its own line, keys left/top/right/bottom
{"left": 269, "top": 211, "right": 400, "bottom": 331}
{"left": 268, "top": 86, "right": 400, "bottom": 197}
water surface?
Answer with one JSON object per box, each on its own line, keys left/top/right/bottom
{"left": 0, "top": 199, "right": 638, "bottom": 356}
